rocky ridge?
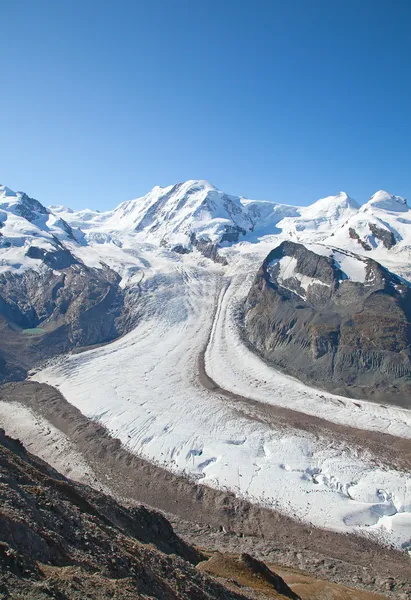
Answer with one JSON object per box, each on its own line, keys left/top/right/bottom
{"left": 244, "top": 241, "right": 411, "bottom": 405}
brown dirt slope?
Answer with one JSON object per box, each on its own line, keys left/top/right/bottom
{"left": 198, "top": 553, "right": 390, "bottom": 600}
{"left": 0, "top": 427, "right": 296, "bottom": 600}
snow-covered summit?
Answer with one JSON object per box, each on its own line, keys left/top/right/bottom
{"left": 305, "top": 191, "right": 360, "bottom": 218}
{"left": 100, "top": 179, "right": 256, "bottom": 245}
{"left": 275, "top": 191, "right": 359, "bottom": 243}
{"left": 0, "top": 186, "right": 78, "bottom": 274}
{"left": 323, "top": 190, "right": 411, "bottom": 262}
{"left": 362, "top": 190, "right": 407, "bottom": 212}
{"left": 52, "top": 180, "right": 261, "bottom": 246}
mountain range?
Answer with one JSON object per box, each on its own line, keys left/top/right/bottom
{"left": 1, "top": 178, "right": 411, "bottom": 596}
{"left": 0, "top": 180, "right": 410, "bottom": 398}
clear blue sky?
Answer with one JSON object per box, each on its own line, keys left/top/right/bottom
{"left": 1, "top": 0, "right": 410, "bottom": 209}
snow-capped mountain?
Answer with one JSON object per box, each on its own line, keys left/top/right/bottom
{"left": 1, "top": 181, "right": 409, "bottom": 277}
{"left": 0, "top": 185, "right": 78, "bottom": 273}
{"left": 52, "top": 180, "right": 257, "bottom": 245}
{"left": 324, "top": 191, "right": 411, "bottom": 258}
{"left": 51, "top": 181, "right": 409, "bottom": 255}
{"left": 2, "top": 178, "right": 411, "bottom": 558}
{"left": 0, "top": 185, "right": 76, "bottom": 242}
{"left": 276, "top": 191, "right": 360, "bottom": 242}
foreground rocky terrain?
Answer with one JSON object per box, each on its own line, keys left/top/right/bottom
{"left": 244, "top": 241, "right": 411, "bottom": 404}
{"left": 0, "top": 426, "right": 303, "bottom": 600}
{"left": 0, "top": 424, "right": 395, "bottom": 600}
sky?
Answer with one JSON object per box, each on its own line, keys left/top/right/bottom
{"left": 1, "top": 0, "right": 410, "bottom": 210}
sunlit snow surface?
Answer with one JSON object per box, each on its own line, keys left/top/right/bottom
{"left": 33, "top": 243, "right": 411, "bottom": 552}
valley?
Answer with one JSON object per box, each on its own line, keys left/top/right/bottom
{"left": 1, "top": 180, "right": 411, "bottom": 597}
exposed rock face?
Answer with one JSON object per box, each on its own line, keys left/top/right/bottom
{"left": 368, "top": 223, "right": 396, "bottom": 249}
{"left": 25, "top": 245, "right": 79, "bottom": 269}
{"left": 349, "top": 227, "right": 372, "bottom": 251}
{"left": 190, "top": 233, "right": 228, "bottom": 265}
{"left": 244, "top": 241, "right": 411, "bottom": 405}
{"left": 0, "top": 262, "right": 130, "bottom": 382}
{"left": 9, "top": 192, "right": 49, "bottom": 221}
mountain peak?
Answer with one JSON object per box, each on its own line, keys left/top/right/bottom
{"left": 49, "top": 204, "right": 74, "bottom": 214}
{"left": 0, "top": 185, "right": 17, "bottom": 198}
{"left": 363, "top": 190, "right": 407, "bottom": 212}
{"left": 175, "top": 180, "right": 218, "bottom": 195}
{"left": 149, "top": 180, "right": 217, "bottom": 197}
{"left": 336, "top": 191, "right": 353, "bottom": 201}
{"left": 301, "top": 192, "right": 359, "bottom": 219}
{"left": 184, "top": 179, "right": 217, "bottom": 189}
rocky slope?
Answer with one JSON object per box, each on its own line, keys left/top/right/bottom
{"left": 0, "top": 262, "right": 129, "bottom": 380}
{"left": 0, "top": 426, "right": 306, "bottom": 600}
{"left": 244, "top": 241, "right": 411, "bottom": 405}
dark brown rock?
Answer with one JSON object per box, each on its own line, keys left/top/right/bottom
{"left": 244, "top": 241, "right": 411, "bottom": 406}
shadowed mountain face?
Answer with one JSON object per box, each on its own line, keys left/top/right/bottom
{"left": 0, "top": 262, "right": 130, "bottom": 383}
{"left": 244, "top": 241, "right": 411, "bottom": 406}
{"left": 0, "top": 256, "right": 148, "bottom": 385}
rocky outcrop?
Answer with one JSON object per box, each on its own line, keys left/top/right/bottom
{"left": 170, "top": 233, "right": 230, "bottom": 264}
{"left": 368, "top": 223, "right": 396, "bottom": 249}
{"left": 244, "top": 241, "right": 411, "bottom": 406}
{"left": 190, "top": 233, "right": 228, "bottom": 265}
{"left": 349, "top": 227, "right": 372, "bottom": 251}
{"left": 10, "top": 192, "right": 49, "bottom": 221}
{"left": 25, "top": 245, "right": 79, "bottom": 269}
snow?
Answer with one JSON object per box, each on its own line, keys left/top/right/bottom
{"left": 48, "top": 204, "right": 74, "bottom": 214}
{"left": 0, "top": 401, "right": 111, "bottom": 493}
{"left": 0, "top": 186, "right": 78, "bottom": 273}
{"left": 275, "top": 192, "right": 360, "bottom": 243}
{"left": 267, "top": 255, "right": 330, "bottom": 299}
{"left": 0, "top": 246, "right": 43, "bottom": 274}
{"left": 32, "top": 247, "right": 411, "bottom": 551}
{"left": 333, "top": 251, "right": 367, "bottom": 282}
{"left": 2, "top": 179, "right": 411, "bottom": 551}
{"left": 365, "top": 190, "right": 408, "bottom": 212}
